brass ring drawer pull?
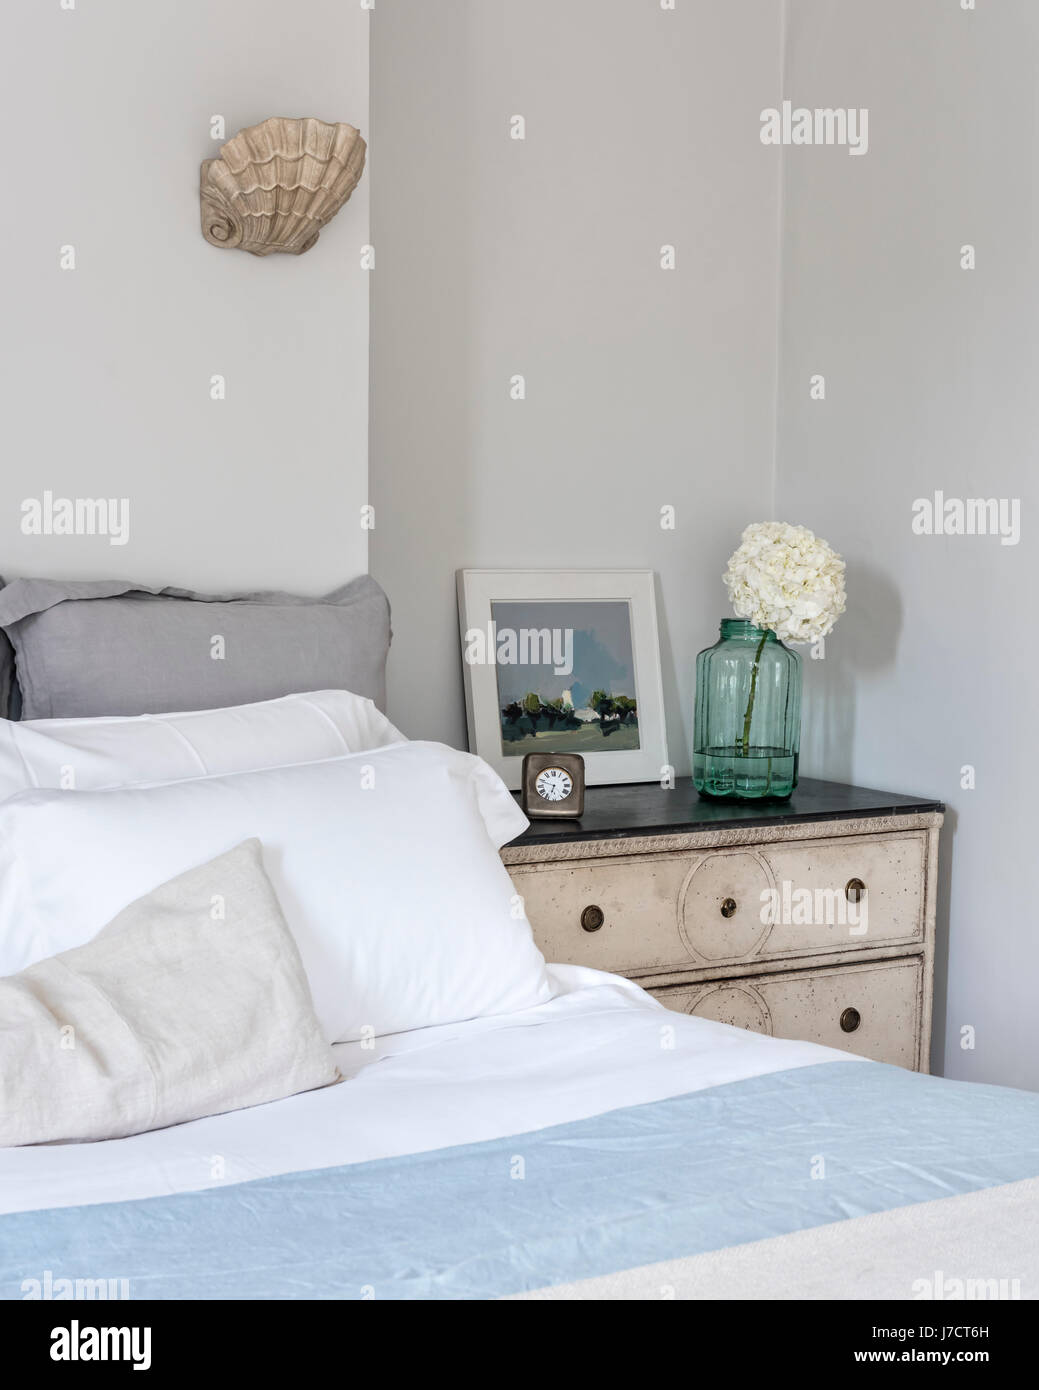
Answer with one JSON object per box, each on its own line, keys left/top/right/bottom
{"left": 845, "top": 878, "right": 867, "bottom": 903}
{"left": 720, "top": 897, "right": 738, "bottom": 919}
{"left": 581, "top": 904, "right": 605, "bottom": 933}
{"left": 840, "top": 1007, "right": 861, "bottom": 1034}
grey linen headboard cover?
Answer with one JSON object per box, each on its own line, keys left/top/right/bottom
{"left": 0, "top": 574, "right": 392, "bottom": 721}
{"left": 0, "top": 578, "right": 14, "bottom": 720}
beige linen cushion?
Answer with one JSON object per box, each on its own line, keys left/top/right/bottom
{"left": 0, "top": 839, "right": 340, "bottom": 1146}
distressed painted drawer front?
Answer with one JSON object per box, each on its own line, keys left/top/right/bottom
{"left": 509, "top": 855, "right": 694, "bottom": 975}
{"left": 509, "top": 832, "right": 925, "bottom": 976}
{"left": 652, "top": 958, "right": 922, "bottom": 1069}
{"left": 757, "top": 833, "right": 925, "bottom": 958}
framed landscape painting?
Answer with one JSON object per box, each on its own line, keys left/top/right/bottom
{"left": 457, "top": 570, "right": 668, "bottom": 791}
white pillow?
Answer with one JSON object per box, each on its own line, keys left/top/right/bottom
{"left": 0, "top": 741, "right": 546, "bottom": 1041}
{"left": 0, "top": 689, "right": 405, "bottom": 803}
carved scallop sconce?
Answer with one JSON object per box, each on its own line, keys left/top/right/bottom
{"left": 200, "top": 116, "right": 367, "bottom": 257}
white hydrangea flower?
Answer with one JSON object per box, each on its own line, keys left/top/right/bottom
{"left": 723, "top": 522, "right": 846, "bottom": 645}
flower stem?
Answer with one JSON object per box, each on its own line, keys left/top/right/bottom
{"left": 740, "top": 629, "right": 770, "bottom": 758}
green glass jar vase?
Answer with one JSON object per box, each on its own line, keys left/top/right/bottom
{"left": 693, "top": 619, "right": 801, "bottom": 801}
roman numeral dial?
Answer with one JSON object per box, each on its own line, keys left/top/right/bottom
{"left": 534, "top": 768, "right": 573, "bottom": 802}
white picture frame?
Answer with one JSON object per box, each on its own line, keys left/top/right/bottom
{"left": 457, "top": 569, "right": 669, "bottom": 790}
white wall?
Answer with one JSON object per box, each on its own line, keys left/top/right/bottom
{"left": 775, "top": 0, "right": 1039, "bottom": 1087}
{"left": 370, "top": 0, "right": 784, "bottom": 767}
{"left": 0, "top": 0, "right": 370, "bottom": 594}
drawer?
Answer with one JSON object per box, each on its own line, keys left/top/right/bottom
{"left": 508, "top": 832, "right": 926, "bottom": 976}
{"left": 652, "top": 957, "right": 923, "bottom": 1069}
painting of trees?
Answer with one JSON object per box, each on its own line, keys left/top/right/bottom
{"left": 500, "top": 690, "right": 637, "bottom": 747}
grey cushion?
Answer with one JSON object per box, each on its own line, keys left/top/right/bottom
{"left": 0, "top": 574, "right": 391, "bottom": 720}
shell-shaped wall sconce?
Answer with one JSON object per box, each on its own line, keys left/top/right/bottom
{"left": 200, "top": 116, "right": 367, "bottom": 257}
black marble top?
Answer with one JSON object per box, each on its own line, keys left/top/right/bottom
{"left": 506, "top": 777, "right": 943, "bottom": 848}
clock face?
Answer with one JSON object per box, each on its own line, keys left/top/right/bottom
{"left": 534, "top": 767, "right": 573, "bottom": 802}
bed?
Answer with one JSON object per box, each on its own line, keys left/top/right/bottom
{"left": 4, "top": 966, "right": 1039, "bottom": 1301}
{"left": 1, "top": 576, "right": 1038, "bottom": 1304}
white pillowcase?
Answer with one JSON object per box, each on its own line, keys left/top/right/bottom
{"left": 0, "top": 689, "right": 405, "bottom": 803}
{"left": 0, "top": 741, "right": 546, "bottom": 1042}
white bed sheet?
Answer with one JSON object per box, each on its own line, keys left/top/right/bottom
{"left": 0, "top": 967, "right": 857, "bottom": 1217}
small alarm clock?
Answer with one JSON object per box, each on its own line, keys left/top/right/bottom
{"left": 520, "top": 752, "right": 586, "bottom": 819}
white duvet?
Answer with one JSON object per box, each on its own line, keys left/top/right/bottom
{"left": 0, "top": 967, "right": 852, "bottom": 1217}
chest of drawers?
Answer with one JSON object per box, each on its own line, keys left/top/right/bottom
{"left": 502, "top": 778, "right": 943, "bottom": 1071}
